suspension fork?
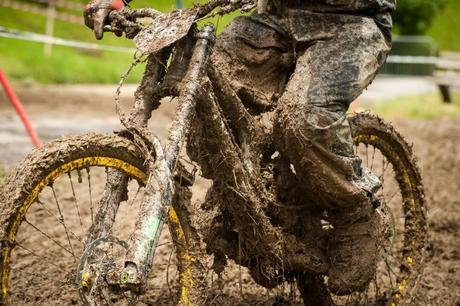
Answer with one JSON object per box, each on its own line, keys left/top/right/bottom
{"left": 81, "top": 50, "right": 169, "bottom": 251}
{"left": 120, "top": 25, "right": 216, "bottom": 287}
{"left": 77, "top": 52, "right": 170, "bottom": 305}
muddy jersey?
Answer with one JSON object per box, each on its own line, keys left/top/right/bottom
{"left": 191, "top": 7, "right": 392, "bottom": 224}
{"left": 281, "top": 0, "right": 395, "bottom": 13}
{"left": 270, "top": 0, "right": 394, "bottom": 38}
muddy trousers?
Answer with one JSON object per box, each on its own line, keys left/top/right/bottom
{"left": 210, "top": 10, "right": 391, "bottom": 221}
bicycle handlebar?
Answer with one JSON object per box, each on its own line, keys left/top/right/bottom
{"left": 104, "top": 0, "right": 256, "bottom": 39}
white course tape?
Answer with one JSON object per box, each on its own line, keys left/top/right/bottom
{"left": 1, "top": 0, "right": 83, "bottom": 24}
{"left": 1, "top": 26, "right": 459, "bottom": 69}
{"left": 29, "top": 0, "right": 84, "bottom": 11}
{"left": 0, "top": 26, "right": 136, "bottom": 53}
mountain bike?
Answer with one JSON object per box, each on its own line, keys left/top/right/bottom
{"left": 0, "top": 1, "right": 427, "bottom": 305}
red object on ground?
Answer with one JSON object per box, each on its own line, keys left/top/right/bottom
{"left": 0, "top": 69, "right": 42, "bottom": 148}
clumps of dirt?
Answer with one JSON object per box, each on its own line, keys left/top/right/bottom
{"left": 1, "top": 82, "right": 459, "bottom": 304}
{"left": 200, "top": 117, "right": 460, "bottom": 305}
{"left": 394, "top": 119, "right": 460, "bottom": 305}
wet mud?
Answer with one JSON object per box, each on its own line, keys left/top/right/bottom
{"left": 0, "top": 86, "right": 458, "bottom": 305}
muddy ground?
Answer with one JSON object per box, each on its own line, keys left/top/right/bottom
{"left": 0, "top": 85, "right": 459, "bottom": 305}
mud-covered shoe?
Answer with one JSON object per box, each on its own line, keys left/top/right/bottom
{"left": 327, "top": 208, "right": 383, "bottom": 295}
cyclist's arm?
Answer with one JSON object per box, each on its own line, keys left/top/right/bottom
{"left": 84, "top": 0, "right": 128, "bottom": 39}
{"left": 84, "top": 0, "right": 261, "bottom": 39}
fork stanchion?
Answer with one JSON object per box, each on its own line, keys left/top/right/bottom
{"left": 0, "top": 69, "right": 42, "bottom": 148}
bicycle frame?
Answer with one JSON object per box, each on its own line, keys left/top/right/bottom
{"left": 0, "top": 3, "right": 426, "bottom": 305}
{"left": 84, "top": 5, "right": 328, "bottom": 297}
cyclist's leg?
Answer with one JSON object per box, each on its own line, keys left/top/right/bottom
{"left": 274, "top": 14, "right": 391, "bottom": 294}
{"left": 210, "top": 14, "right": 294, "bottom": 111}
{"left": 186, "top": 16, "right": 295, "bottom": 287}
{"left": 189, "top": 14, "right": 294, "bottom": 176}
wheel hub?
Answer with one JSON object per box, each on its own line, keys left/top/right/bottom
{"left": 76, "top": 236, "right": 129, "bottom": 305}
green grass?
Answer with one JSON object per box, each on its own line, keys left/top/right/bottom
{"left": 0, "top": 37, "right": 146, "bottom": 83}
{"left": 1, "top": 0, "right": 457, "bottom": 84}
{"left": 0, "top": 5, "right": 143, "bottom": 83}
{"left": 0, "top": 0, "right": 234, "bottom": 43}
{"left": 360, "top": 92, "right": 460, "bottom": 120}
{"left": 0, "top": 6, "right": 134, "bottom": 46}
{"left": 427, "top": 0, "right": 460, "bottom": 52}
{"left": 0, "top": 1, "right": 239, "bottom": 84}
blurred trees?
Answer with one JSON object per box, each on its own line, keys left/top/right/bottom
{"left": 393, "top": 0, "right": 446, "bottom": 35}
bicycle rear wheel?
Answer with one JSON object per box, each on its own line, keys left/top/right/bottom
{"left": 333, "top": 113, "right": 426, "bottom": 305}
{"left": 295, "top": 113, "right": 426, "bottom": 306}
{"left": 0, "top": 133, "right": 197, "bottom": 305}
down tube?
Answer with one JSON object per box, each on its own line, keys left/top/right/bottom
{"left": 123, "top": 25, "right": 216, "bottom": 284}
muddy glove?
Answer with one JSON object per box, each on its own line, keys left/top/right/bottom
{"left": 84, "top": 0, "right": 126, "bottom": 39}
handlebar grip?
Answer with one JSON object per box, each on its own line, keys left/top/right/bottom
{"left": 106, "top": 10, "right": 145, "bottom": 39}
{"left": 110, "top": 0, "right": 125, "bottom": 10}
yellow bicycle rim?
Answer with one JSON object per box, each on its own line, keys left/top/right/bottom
{"left": 1, "top": 156, "right": 193, "bottom": 305}
{"left": 353, "top": 134, "right": 419, "bottom": 305}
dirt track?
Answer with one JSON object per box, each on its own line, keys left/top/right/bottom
{"left": 0, "top": 85, "right": 459, "bottom": 305}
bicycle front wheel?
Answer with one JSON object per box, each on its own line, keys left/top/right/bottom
{"left": 0, "top": 133, "right": 197, "bottom": 305}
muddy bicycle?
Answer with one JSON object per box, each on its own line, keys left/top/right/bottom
{"left": 0, "top": 1, "right": 427, "bottom": 305}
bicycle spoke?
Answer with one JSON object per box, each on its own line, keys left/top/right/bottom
{"left": 3, "top": 137, "right": 196, "bottom": 305}
{"left": 373, "top": 273, "right": 380, "bottom": 300}
{"left": 86, "top": 167, "right": 94, "bottom": 225}
{"left": 366, "top": 144, "right": 369, "bottom": 167}
{"left": 380, "top": 158, "right": 387, "bottom": 196}
{"left": 51, "top": 186, "right": 76, "bottom": 259}
{"left": 77, "top": 168, "right": 83, "bottom": 183}
{"left": 36, "top": 198, "right": 83, "bottom": 244}
{"left": 332, "top": 120, "right": 425, "bottom": 306}
{"left": 23, "top": 217, "right": 75, "bottom": 258}
{"left": 384, "top": 259, "right": 396, "bottom": 289}
{"left": 15, "top": 242, "right": 71, "bottom": 274}
{"left": 166, "top": 244, "right": 174, "bottom": 298}
{"left": 128, "top": 185, "right": 142, "bottom": 207}
{"left": 156, "top": 241, "right": 173, "bottom": 248}
{"left": 380, "top": 158, "right": 390, "bottom": 182}
{"left": 370, "top": 146, "right": 376, "bottom": 171}
{"left": 385, "top": 188, "right": 400, "bottom": 205}
{"left": 68, "top": 172, "right": 83, "bottom": 227}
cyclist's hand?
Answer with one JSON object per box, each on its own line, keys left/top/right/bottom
{"left": 84, "top": 0, "right": 125, "bottom": 40}
{"left": 220, "top": 0, "right": 257, "bottom": 14}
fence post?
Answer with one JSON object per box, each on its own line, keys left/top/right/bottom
{"left": 44, "top": 1, "right": 56, "bottom": 56}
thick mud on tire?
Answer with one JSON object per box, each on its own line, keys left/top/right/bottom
{"left": 347, "top": 113, "right": 427, "bottom": 305}
{"left": 0, "top": 133, "right": 201, "bottom": 305}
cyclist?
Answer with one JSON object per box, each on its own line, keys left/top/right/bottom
{"left": 84, "top": 0, "right": 393, "bottom": 295}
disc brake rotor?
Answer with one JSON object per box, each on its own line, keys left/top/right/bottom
{"left": 76, "top": 236, "right": 129, "bottom": 305}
